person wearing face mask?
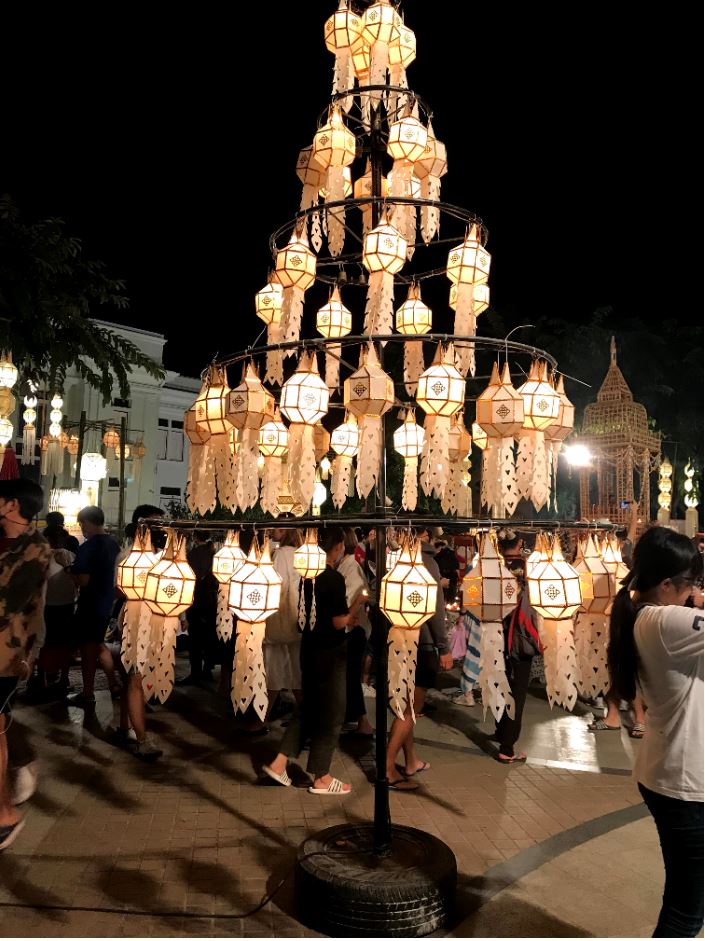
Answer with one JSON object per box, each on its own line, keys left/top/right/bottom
{"left": 608, "top": 526, "right": 703, "bottom": 938}
{"left": 262, "top": 526, "right": 365, "bottom": 795}
{"left": 0, "top": 479, "right": 52, "bottom": 851}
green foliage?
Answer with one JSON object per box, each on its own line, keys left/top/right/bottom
{"left": 0, "top": 195, "right": 164, "bottom": 401}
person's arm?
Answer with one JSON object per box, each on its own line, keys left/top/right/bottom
{"left": 327, "top": 571, "right": 351, "bottom": 631}
{"left": 70, "top": 541, "right": 91, "bottom": 588}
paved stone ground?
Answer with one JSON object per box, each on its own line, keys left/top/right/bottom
{"left": 0, "top": 657, "right": 664, "bottom": 938}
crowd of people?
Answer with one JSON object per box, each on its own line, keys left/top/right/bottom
{"left": 0, "top": 477, "right": 702, "bottom": 935}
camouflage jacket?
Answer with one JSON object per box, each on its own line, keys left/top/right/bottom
{"left": 0, "top": 528, "right": 52, "bottom": 677}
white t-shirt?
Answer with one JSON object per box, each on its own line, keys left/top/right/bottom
{"left": 634, "top": 603, "right": 704, "bottom": 802}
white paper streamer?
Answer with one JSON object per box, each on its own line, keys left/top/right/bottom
{"left": 387, "top": 627, "right": 419, "bottom": 721}
{"left": 231, "top": 621, "right": 268, "bottom": 721}
{"left": 478, "top": 620, "right": 515, "bottom": 722}
{"left": 539, "top": 617, "right": 579, "bottom": 711}
{"left": 216, "top": 584, "right": 233, "bottom": 642}
{"left": 356, "top": 414, "right": 383, "bottom": 499}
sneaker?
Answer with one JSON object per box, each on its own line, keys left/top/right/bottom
{"left": 450, "top": 692, "right": 476, "bottom": 707}
{"left": 132, "top": 738, "right": 163, "bottom": 763}
{"left": 361, "top": 684, "right": 376, "bottom": 699}
{"left": 109, "top": 727, "right": 138, "bottom": 749}
{"left": 13, "top": 762, "right": 39, "bottom": 805}
{"left": 0, "top": 820, "right": 25, "bottom": 851}
{"left": 66, "top": 692, "right": 96, "bottom": 708}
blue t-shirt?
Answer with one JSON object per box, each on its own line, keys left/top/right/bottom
{"left": 72, "top": 533, "right": 120, "bottom": 619}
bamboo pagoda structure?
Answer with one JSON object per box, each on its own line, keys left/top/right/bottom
{"left": 579, "top": 337, "right": 661, "bottom": 528}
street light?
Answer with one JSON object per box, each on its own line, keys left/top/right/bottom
{"left": 563, "top": 443, "right": 592, "bottom": 468}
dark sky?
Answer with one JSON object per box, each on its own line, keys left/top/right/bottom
{"left": 4, "top": 1, "right": 694, "bottom": 379}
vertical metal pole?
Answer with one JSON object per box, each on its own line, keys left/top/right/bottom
{"left": 97, "top": 420, "right": 107, "bottom": 510}
{"left": 370, "top": 98, "right": 392, "bottom": 857}
{"left": 74, "top": 411, "right": 87, "bottom": 490}
{"left": 118, "top": 415, "right": 127, "bottom": 536}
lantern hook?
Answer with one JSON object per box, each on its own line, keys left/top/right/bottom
{"left": 503, "top": 325, "right": 535, "bottom": 364}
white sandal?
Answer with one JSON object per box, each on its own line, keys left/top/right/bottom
{"left": 262, "top": 764, "right": 291, "bottom": 787}
{"left": 308, "top": 777, "right": 351, "bottom": 795}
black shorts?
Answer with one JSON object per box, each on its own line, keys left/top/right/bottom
{"left": 74, "top": 613, "right": 112, "bottom": 645}
{"left": 0, "top": 677, "right": 19, "bottom": 716}
{"left": 415, "top": 647, "right": 439, "bottom": 691}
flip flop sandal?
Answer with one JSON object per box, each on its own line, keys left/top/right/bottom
{"left": 496, "top": 753, "right": 527, "bottom": 764}
{"left": 308, "top": 778, "right": 352, "bottom": 795}
{"left": 387, "top": 777, "right": 419, "bottom": 791}
{"left": 629, "top": 722, "right": 646, "bottom": 739}
{"left": 262, "top": 764, "right": 291, "bottom": 787}
{"left": 400, "top": 761, "right": 431, "bottom": 776}
{"left": 587, "top": 719, "right": 621, "bottom": 732}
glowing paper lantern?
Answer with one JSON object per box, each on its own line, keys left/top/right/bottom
{"left": 281, "top": 352, "right": 330, "bottom": 510}
{"left": 316, "top": 285, "right": 352, "bottom": 388}
{"left": 226, "top": 363, "right": 275, "bottom": 514}
{"left": 573, "top": 533, "right": 612, "bottom": 699}
{"left": 476, "top": 362, "right": 525, "bottom": 516}
{"left": 361, "top": 0, "right": 401, "bottom": 100}
{"left": 312, "top": 106, "right": 356, "bottom": 257}
{"left": 80, "top": 452, "right": 107, "bottom": 482}
{"left": 394, "top": 410, "right": 425, "bottom": 511}
{"left": 330, "top": 412, "right": 360, "bottom": 509}
{"left": 324, "top": 1, "right": 364, "bottom": 110}
{"left": 274, "top": 229, "right": 317, "bottom": 353}
{"left": 443, "top": 412, "right": 473, "bottom": 516}
{"left": 255, "top": 278, "right": 286, "bottom": 385}
{"left": 0, "top": 389, "right": 16, "bottom": 419}
{"left": 213, "top": 530, "right": 246, "bottom": 641}
{"left": 516, "top": 362, "right": 561, "bottom": 512}
{"left": 344, "top": 343, "right": 395, "bottom": 499}
{"left": 258, "top": 409, "right": 289, "bottom": 516}
{"left": 414, "top": 120, "right": 448, "bottom": 243}
{"left": 446, "top": 224, "right": 491, "bottom": 376}
{"left": 387, "top": 113, "right": 427, "bottom": 163}
{"left": 362, "top": 212, "right": 407, "bottom": 337}
{"left": 293, "top": 528, "right": 327, "bottom": 580}
{"left": 380, "top": 538, "right": 438, "bottom": 720}
{"left": 118, "top": 526, "right": 161, "bottom": 673}
{"left": 193, "top": 366, "right": 235, "bottom": 513}
{"left": 416, "top": 342, "right": 465, "bottom": 501}
{"left": 463, "top": 531, "right": 519, "bottom": 622}
{"left": 103, "top": 426, "right": 120, "bottom": 450}
{"left": 228, "top": 539, "right": 283, "bottom": 721}
{"left": 0, "top": 352, "right": 18, "bottom": 389}
{"left": 20, "top": 394, "right": 37, "bottom": 465}
{"left": 396, "top": 282, "right": 431, "bottom": 395}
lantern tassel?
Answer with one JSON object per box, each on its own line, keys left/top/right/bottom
{"left": 234, "top": 427, "right": 259, "bottom": 513}
{"left": 575, "top": 612, "right": 610, "bottom": 698}
{"left": 154, "top": 616, "right": 179, "bottom": 704}
{"left": 538, "top": 616, "right": 579, "bottom": 711}
{"left": 356, "top": 414, "right": 382, "bottom": 499}
{"left": 281, "top": 285, "right": 305, "bottom": 355}
{"left": 401, "top": 456, "right": 418, "bottom": 511}
{"left": 216, "top": 584, "right": 233, "bottom": 642}
{"left": 325, "top": 342, "right": 341, "bottom": 391}
{"left": 288, "top": 423, "right": 316, "bottom": 510}
{"left": 332, "top": 47, "right": 355, "bottom": 112}
{"left": 231, "top": 621, "right": 268, "bottom": 722}
{"left": 363, "top": 270, "right": 394, "bottom": 339}
{"left": 260, "top": 455, "right": 283, "bottom": 516}
{"left": 481, "top": 443, "right": 502, "bottom": 513}
{"left": 212, "top": 432, "right": 236, "bottom": 512}
{"left": 324, "top": 166, "right": 347, "bottom": 257}
{"left": 298, "top": 582, "right": 307, "bottom": 630}
{"left": 441, "top": 458, "right": 464, "bottom": 516}
{"left": 187, "top": 441, "right": 216, "bottom": 516}
{"left": 453, "top": 286, "right": 477, "bottom": 378}
{"left": 420, "top": 175, "right": 442, "bottom": 244}
{"left": 516, "top": 431, "right": 534, "bottom": 502}
{"left": 387, "top": 627, "right": 419, "bottom": 721}
{"left": 500, "top": 437, "right": 520, "bottom": 517}
{"left": 403, "top": 340, "right": 425, "bottom": 396}
{"left": 420, "top": 415, "right": 450, "bottom": 500}
{"left": 21, "top": 425, "right": 36, "bottom": 465}
{"left": 478, "top": 620, "right": 515, "bottom": 722}
{"left": 331, "top": 454, "right": 353, "bottom": 510}
{"left": 121, "top": 600, "right": 149, "bottom": 673}
{"left": 387, "top": 160, "right": 417, "bottom": 261}
{"left": 140, "top": 612, "right": 164, "bottom": 702}
{"left": 264, "top": 323, "right": 284, "bottom": 386}
{"left": 530, "top": 432, "right": 548, "bottom": 512}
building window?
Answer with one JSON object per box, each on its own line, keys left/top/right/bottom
{"left": 171, "top": 419, "right": 184, "bottom": 430}
{"left": 112, "top": 397, "right": 131, "bottom": 409}
{"left": 157, "top": 427, "right": 184, "bottom": 462}
{"left": 160, "top": 486, "right": 181, "bottom": 496}
{"left": 108, "top": 477, "right": 120, "bottom": 490}
{"left": 158, "top": 418, "right": 169, "bottom": 428}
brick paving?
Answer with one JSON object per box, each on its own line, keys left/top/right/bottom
{"left": 0, "top": 660, "right": 646, "bottom": 937}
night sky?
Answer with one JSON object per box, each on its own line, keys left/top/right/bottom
{"left": 4, "top": 1, "right": 693, "bottom": 379}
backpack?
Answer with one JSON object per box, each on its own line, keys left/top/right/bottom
{"left": 503, "top": 589, "right": 544, "bottom": 661}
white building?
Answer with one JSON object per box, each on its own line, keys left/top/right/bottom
{"left": 17, "top": 320, "right": 201, "bottom": 529}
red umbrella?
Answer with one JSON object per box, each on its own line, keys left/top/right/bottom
{"left": 0, "top": 447, "right": 20, "bottom": 480}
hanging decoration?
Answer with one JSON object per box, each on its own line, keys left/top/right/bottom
{"left": 443, "top": 412, "right": 472, "bottom": 515}
{"left": 386, "top": 105, "right": 427, "bottom": 259}
{"left": 544, "top": 373, "right": 575, "bottom": 511}
{"left": 572, "top": 533, "right": 612, "bottom": 698}
{"left": 213, "top": 531, "right": 246, "bottom": 642}
{"left": 353, "top": 159, "right": 389, "bottom": 236}
{"left": 0, "top": 418, "right": 14, "bottom": 467}
{"left": 227, "top": 363, "right": 275, "bottom": 513}
{"left": 414, "top": 120, "right": 447, "bottom": 243}
{"left": 393, "top": 410, "right": 425, "bottom": 511}
{"left": 117, "top": 526, "right": 160, "bottom": 673}
{"left": 380, "top": 538, "right": 438, "bottom": 720}
{"left": 417, "top": 342, "right": 465, "bottom": 501}
{"left": 445, "top": 224, "right": 491, "bottom": 377}
{"left": 274, "top": 227, "right": 317, "bottom": 354}
{"left": 387, "top": 17, "right": 416, "bottom": 117}
{"left": 142, "top": 531, "right": 196, "bottom": 703}
{"left": 296, "top": 145, "right": 325, "bottom": 251}
{"left": 324, "top": 1, "right": 364, "bottom": 112}
{"left": 316, "top": 285, "right": 352, "bottom": 389}
{"left": 280, "top": 352, "right": 330, "bottom": 510}
{"left": 258, "top": 409, "right": 289, "bottom": 516}
{"left": 343, "top": 343, "right": 395, "bottom": 499}
{"left": 21, "top": 394, "right": 37, "bottom": 465}
{"left": 527, "top": 535, "right": 582, "bottom": 710}
{"left": 44, "top": 393, "right": 65, "bottom": 479}
{"left": 185, "top": 405, "right": 214, "bottom": 515}
{"left": 475, "top": 362, "right": 525, "bottom": 516}
{"left": 312, "top": 106, "right": 357, "bottom": 256}
{"left": 103, "top": 426, "right": 120, "bottom": 450}
{"left": 293, "top": 528, "right": 327, "bottom": 629}
{"left": 362, "top": 211, "right": 407, "bottom": 337}
{"left": 228, "top": 538, "right": 283, "bottom": 721}
{"left": 0, "top": 352, "right": 18, "bottom": 390}
{"left": 361, "top": 0, "right": 401, "bottom": 103}
{"left": 601, "top": 534, "right": 629, "bottom": 594}
{"left": 516, "top": 361, "right": 561, "bottom": 511}
{"left": 395, "top": 282, "right": 431, "bottom": 395}
{"left": 131, "top": 437, "right": 146, "bottom": 489}
{"left": 194, "top": 365, "right": 235, "bottom": 511}
{"left": 255, "top": 278, "right": 286, "bottom": 386}
{"left": 330, "top": 412, "right": 360, "bottom": 508}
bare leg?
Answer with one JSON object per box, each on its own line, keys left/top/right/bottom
{"left": 80, "top": 642, "right": 100, "bottom": 697}
{"left": 402, "top": 687, "right": 429, "bottom": 775}
{"left": 633, "top": 695, "right": 646, "bottom": 726}
{"left": 0, "top": 716, "right": 20, "bottom": 827}
{"left": 386, "top": 709, "right": 414, "bottom": 780}
{"left": 126, "top": 674, "right": 147, "bottom": 741}
{"left": 603, "top": 694, "right": 621, "bottom": 728}
{"left": 98, "top": 644, "right": 118, "bottom": 691}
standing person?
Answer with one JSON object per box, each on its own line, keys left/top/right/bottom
{"left": 262, "top": 528, "right": 303, "bottom": 724}
{"left": 385, "top": 528, "right": 451, "bottom": 791}
{"left": 435, "top": 535, "right": 460, "bottom": 602}
{"left": 263, "top": 527, "right": 357, "bottom": 795}
{"left": 0, "top": 479, "right": 52, "bottom": 850}
{"left": 179, "top": 531, "right": 218, "bottom": 685}
{"left": 34, "top": 527, "right": 76, "bottom": 693}
{"left": 608, "top": 526, "right": 703, "bottom": 938}
{"left": 68, "top": 507, "right": 121, "bottom": 708}
{"left": 338, "top": 528, "right": 372, "bottom": 737}
{"left": 43, "top": 511, "right": 80, "bottom": 554}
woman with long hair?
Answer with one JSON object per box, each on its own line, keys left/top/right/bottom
{"left": 608, "top": 526, "right": 703, "bottom": 937}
